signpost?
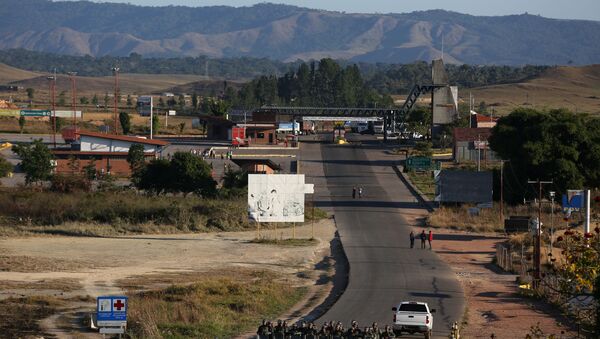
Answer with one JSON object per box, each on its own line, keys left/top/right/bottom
{"left": 20, "top": 109, "right": 51, "bottom": 117}
{"left": 97, "top": 296, "right": 127, "bottom": 336}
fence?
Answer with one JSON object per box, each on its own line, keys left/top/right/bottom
{"left": 495, "top": 243, "right": 532, "bottom": 283}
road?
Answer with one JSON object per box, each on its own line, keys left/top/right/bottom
{"left": 302, "top": 135, "right": 464, "bottom": 338}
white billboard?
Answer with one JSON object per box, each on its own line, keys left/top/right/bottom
{"left": 248, "top": 174, "right": 314, "bottom": 223}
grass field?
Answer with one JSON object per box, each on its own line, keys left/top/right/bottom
{"left": 125, "top": 270, "right": 306, "bottom": 338}
{"left": 467, "top": 65, "right": 600, "bottom": 116}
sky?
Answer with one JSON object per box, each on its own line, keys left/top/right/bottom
{"left": 75, "top": 0, "right": 600, "bottom": 21}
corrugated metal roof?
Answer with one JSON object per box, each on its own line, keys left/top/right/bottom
{"left": 453, "top": 127, "right": 492, "bottom": 142}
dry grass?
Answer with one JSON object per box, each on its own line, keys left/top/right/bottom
{"left": 249, "top": 238, "right": 318, "bottom": 246}
{"left": 0, "top": 295, "right": 64, "bottom": 338}
{"left": 406, "top": 171, "right": 435, "bottom": 199}
{"left": 0, "top": 255, "right": 95, "bottom": 273}
{"left": 125, "top": 269, "right": 306, "bottom": 338}
{"left": 468, "top": 65, "right": 600, "bottom": 116}
{"left": 428, "top": 203, "right": 583, "bottom": 233}
{"left": 0, "top": 278, "right": 82, "bottom": 292}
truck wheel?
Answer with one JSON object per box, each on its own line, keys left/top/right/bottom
{"left": 424, "top": 330, "right": 432, "bottom": 339}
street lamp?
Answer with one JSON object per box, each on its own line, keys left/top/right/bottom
{"left": 112, "top": 67, "right": 120, "bottom": 134}
{"left": 46, "top": 74, "right": 56, "bottom": 148}
{"left": 67, "top": 72, "right": 77, "bottom": 128}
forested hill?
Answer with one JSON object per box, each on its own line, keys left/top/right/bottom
{"left": 1, "top": 0, "right": 600, "bottom": 65}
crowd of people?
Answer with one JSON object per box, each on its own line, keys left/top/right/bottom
{"left": 257, "top": 320, "right": 397, "bottom": 338}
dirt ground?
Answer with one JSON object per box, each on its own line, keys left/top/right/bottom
{"left": 0, "top": 219, "right": 337, "bottom": 338}
{"left": 394, "top": 206, "right": 576, "bottom": 338}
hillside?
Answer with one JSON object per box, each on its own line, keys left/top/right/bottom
{"left": 0, "top": 63, "right": 40, "bottom": 83}
{"left": 1, "top": 1, "right": 600, "bottom": 65}
{"left": 467, "top": 65, "right": 600, "bottom": 115}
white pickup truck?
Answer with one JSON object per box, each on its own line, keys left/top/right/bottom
{"left": 392, "top": 301, "right": 435, "bottom": 338}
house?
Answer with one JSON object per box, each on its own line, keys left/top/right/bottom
{"left": 471, "top": 113, "right": 499, "bottom": 128}
{"left": 196, "top": 115, "right": 236, "bottom": 140}
{"left": 453, "top": 127, "right": 498, "bottom": 164}
{"left": 231, "top": 158, "right": 282, "bottom": 174}
{"left": 52, "top": 131, "right": 169, "bottom": 176}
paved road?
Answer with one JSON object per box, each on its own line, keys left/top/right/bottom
{"left": 302, "top": 135, "right": 464, "bottom": 338}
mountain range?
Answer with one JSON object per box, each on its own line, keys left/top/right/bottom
{"left": 2, "top": 0, "right": 600, "bottom": 65}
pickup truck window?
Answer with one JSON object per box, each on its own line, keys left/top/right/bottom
{"left": 399, "top": 304, "right": 428, "bottom": 312}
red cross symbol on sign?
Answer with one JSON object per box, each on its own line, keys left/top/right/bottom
{"left": 113, "top": 299, "right": 125, "bottom": 311}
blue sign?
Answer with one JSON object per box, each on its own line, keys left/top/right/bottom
{"left": 97, "top": 296, "right": 128, "bottom": 324}
{"left": 562, "top": 193, "right": 583, "bottom": 210}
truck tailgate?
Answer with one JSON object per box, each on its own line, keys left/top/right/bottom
{"left": 396, "top": 312, "right": 428, "bottom": 326}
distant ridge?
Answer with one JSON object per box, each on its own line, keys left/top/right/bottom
{"left": 0, "top": 0, "right": 600, "bottom": 65}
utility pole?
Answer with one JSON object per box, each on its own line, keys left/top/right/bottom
{"left": 112, "top": 67, "right": 120, "bottom": 134}
{"left": 47, "top": 72, "right": 56, "bottom": 148}
{"left": 549, "top": 191, "right": 555, "bottom": 260}
{"left": 68, "top": 72, "right": 77, "bottom": 128}
{"left": 477, "top": 134, "right": 481, "bottom": 171}
{"left": 527, "top": 179, "right": 553, "bottom": 289}
{"left": 499, "top": 160, "right": 508, "bottom": 224}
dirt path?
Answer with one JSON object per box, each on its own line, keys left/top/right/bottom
{"left": 0, "top": 220, "right": 336, "bottom": 338}
{"left": 431, "top": 230, "right": 576, "bottom": 338}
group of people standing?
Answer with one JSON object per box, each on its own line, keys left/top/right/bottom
{"left": 257, "top": 319, "right": 396, "bottom": 338}
{"left": 409, "top": 230, "right": 433, "bottom": 249}
{"left": 352, "top": 186, "right": 364, "bottom": 199}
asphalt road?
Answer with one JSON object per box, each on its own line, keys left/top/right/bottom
{"left": 303, "top": 135, "right": 464, "bottom": 338}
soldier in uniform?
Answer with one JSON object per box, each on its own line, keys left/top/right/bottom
{"left": 257, "top": 319, "right": 270, "bottom": 338}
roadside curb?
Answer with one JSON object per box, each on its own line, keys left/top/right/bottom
{"left": 392, "top": 165, "right": 436, "bottom": 212}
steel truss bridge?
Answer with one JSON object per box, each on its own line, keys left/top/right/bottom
{"left": 246, "top": 85, "right": 444, "bottom": 139}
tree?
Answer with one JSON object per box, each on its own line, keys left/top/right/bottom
{"left": 18, "top": 116, "right": 25, "bottom": 134}
{"left": 103, "top": 93, "right": 110, "bottom": 112}
{"left": 83, "top": 158, "right": 97, "bottom": 181}
{"left": 91, "top": 94, "right": 99, "bottom": 106}
{"left": 158, "top": 97, "right": 165, "bottom": 108}
{"left": 80, "top": 96, "right": 89, "bottom": 105}
{"left": 26, "top": 88, "right": 34, "bottom": 107}
{"left": 209, "top": 99, "right": 230, "bottom": 117}
{"left": 58, "top": 91, "right": 66, "bottom": 106}
{"left": 11, "top": 139, "right": 54, "bottom": 185}
{"left": 119, "top": 112, "right": 131, "bottom": 134}
{"left": 413, "top": 141, "right": 433, "bottom": 157}
{"left": 152, "top": 114, "right": 160, "bottom": 134}
{"left": 169, "top": 152, "right": 216, "bottom": 196}
{"left": 0, "top": 155, "right": 13, "bottom": 178}
{"left": 127, "top": 144, "right": 145, "bottom": 173}
{"left": 489, "top": 108, "right": 600, "bottom": 202}
{"left": 191, "top": 93, "right": 199, "bottom": 111}
{"left": 50, "top": 117, "right": 65, "bottom": 132}
{"left": 135, "top": 158, "right": 171, "bottom": 195}
{"left": 178, "top": 122, "right": 185, "bottom": 135}
{"left": 177, "top": 94, "right": 185, "bottom": 110}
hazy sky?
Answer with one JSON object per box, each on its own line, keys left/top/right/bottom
{"left": 76, "top": 0, "right": 600, "bottom": 21}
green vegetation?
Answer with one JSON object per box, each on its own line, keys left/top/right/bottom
{"left": 489, "top": 108, "right": 600, "bottom": 203}
{"left": 0, "top": 49, "right": 550, "bottom": 95}
{"left": 126, "top": 270, "right": 306, "bottom": 338}
{"left": 134, "top": 152, "right": 217, "bottom": 197}
{"left": 406, "top": 171, "right": 435, "bottom": 200}
{"left": 119, "top": 111, "right": 131, "bottom": 134}
{"left": 0, "top": 190, "right": 250, "bottom": 234}
{"left": 0, "top": 155, "right": 12, "bottom": 178}
{"left": 11, "top": 139, "right": 53, "bottom": 185}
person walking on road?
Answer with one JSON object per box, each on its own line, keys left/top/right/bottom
{"left": 409, "top": 231, "right": 415, "bottom": 249}
{"left": 428, "top": 230, "right": 433, "bottom": 250}
{"left": 420, "top": 230, "right": 426, "bottom": 249}
{"left": 352, "top": 186, "right": 357, "bottom": 199}
{"left": 358, "top": 186, "right": 363, "bottom": 198}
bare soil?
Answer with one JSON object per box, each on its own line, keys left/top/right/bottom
{"left": 0, "top": 219, "right": 337, "bottom": 338}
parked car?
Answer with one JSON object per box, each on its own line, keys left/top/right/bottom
{"left": 392, "top": 301, "right": 435, "bottom": 338}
